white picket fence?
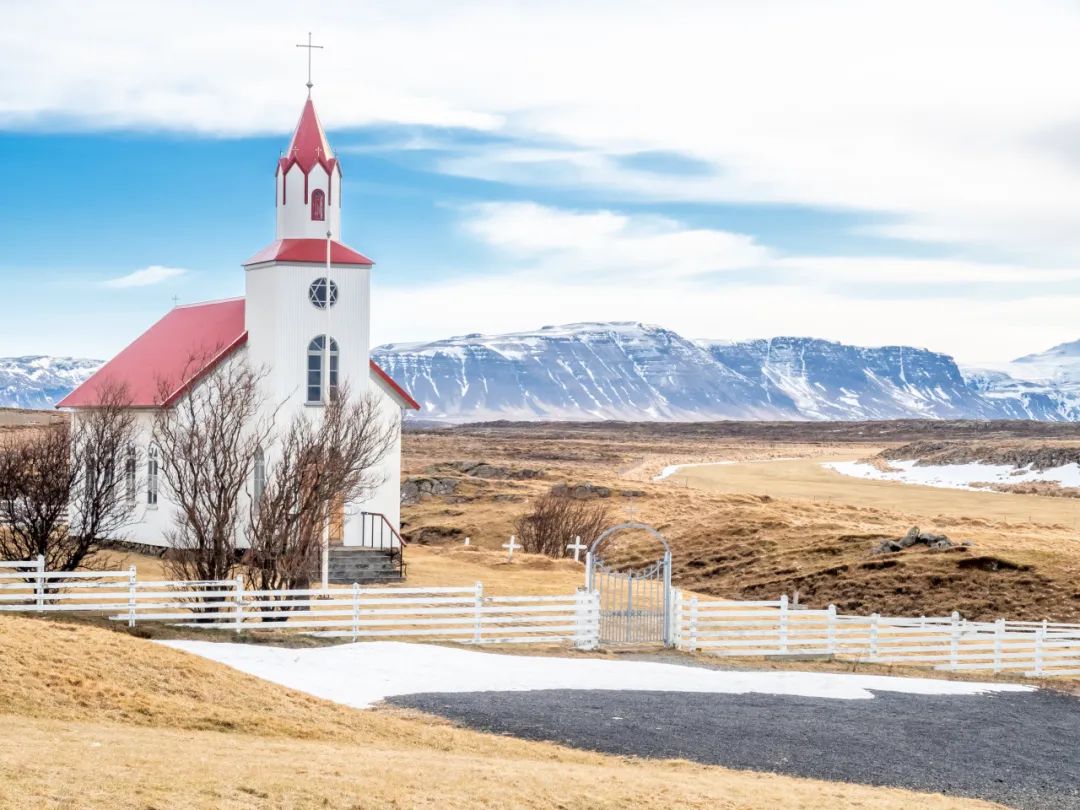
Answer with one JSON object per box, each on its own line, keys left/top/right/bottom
{"left": 673, "top": 591, "right": 1080, "bottom": 678}
{"left": 0, "top": 558, "right": 601, "bottom": 648}
{"left": 4, "top": 558, "right": 1080, "bottom": 678}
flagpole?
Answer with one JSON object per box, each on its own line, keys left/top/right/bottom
{"left": 321, "top": 224, "right": 332, "bottom": 592}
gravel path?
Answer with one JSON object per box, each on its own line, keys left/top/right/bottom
{"left": 391, "top": 687, "right": 1080, "bottom": 809}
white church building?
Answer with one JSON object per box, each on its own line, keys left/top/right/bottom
{"left": 59, "top": 91, "right": 420, "bottom": 569}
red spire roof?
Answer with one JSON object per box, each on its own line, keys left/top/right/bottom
{"left": 278, "top": 98, "right": 339, "bottom": 179}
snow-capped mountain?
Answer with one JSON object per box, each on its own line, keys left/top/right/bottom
{"left": 701, "top": 337, "right": 1000, "bottom": 420}
{"left": 0, "top": 356, "right": 103, "bottom": 410}
{"left": 958, "top": 339, "right": 1080, "bottom": 421}
{"left": 373, "top": 322, "right": 1073, "bottom": 422}
{"left": 374, "top": 323, "right": 790, "bottom": 421}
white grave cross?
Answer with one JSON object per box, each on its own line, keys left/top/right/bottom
{"left": 502, "top": 535, "right": 522, "bottom": 560}
{"left": 566, "top": 536, "right": 588, "bottom": 562}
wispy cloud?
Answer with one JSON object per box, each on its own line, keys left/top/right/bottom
{"left": 102, "top": 265, "right": 187, "bottom": 289}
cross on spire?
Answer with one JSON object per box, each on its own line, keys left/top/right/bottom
{"left": 295, "top": 32, "right": 324, "bottom": 96}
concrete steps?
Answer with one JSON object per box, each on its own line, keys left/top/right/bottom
{"left": 316, "top": 547, "right": 404, "bottom": 584}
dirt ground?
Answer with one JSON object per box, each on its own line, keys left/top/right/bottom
{"left": 0, "top": 613, "right": 1002, "bottom": 810}
{"left": 402, "top": 422, "right": 1080, "bottom": 622}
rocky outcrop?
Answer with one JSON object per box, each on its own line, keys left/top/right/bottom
{"left": 871, "top": 526, "right": 967, "bottom": 555}
{"left": 401, "top": 477, "right": 458, "bottom": 505}
{"left": 443, "top": 460, "right": 544, "bottom": 480}
{"left": 551, "top": 482, "right": 612, "bottom": 499}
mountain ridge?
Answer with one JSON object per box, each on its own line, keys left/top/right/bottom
{"left": 371, "top": 322, "right": 1080, "bottom": 423}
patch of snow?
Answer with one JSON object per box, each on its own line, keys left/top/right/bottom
{"left": 824, "top": 459, "right": 1080, "bottom": 491}
{"left": 160, "top": 641, "right": 1030, "bottom": 710}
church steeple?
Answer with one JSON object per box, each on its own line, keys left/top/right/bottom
{"left": 275, "top": 97, "right": 342, "bottom": 240}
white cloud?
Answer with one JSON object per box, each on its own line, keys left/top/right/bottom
{"left": 8, "top": 1, "right": 1080, "bottom": 260}
{"left": 102, "top": 265, "right": 187, "bottom": 289}
{"left": 463, "top": 202, "right": 771, "bottom": 278}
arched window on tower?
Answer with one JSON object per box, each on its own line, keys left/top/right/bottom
{"left": 306, "top": 335, "right": 339, "bottom": 403}
{"left": 311, "top": 188, "right": 326, "bottom": 221}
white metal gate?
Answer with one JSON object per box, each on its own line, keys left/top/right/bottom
{"left": 585, "top": 522, "right": 672, "bottom": 646}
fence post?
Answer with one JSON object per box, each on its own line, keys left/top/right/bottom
{"left": 233, "top": 575, "right": 244, "bottom": 633}
{"left": 778, "top": 594, "right": 789, "bottom": 654}
{"left": 473, "top": 581, "right": 483, "bottom": 644}
{"left": 588, "top": 590, "right": 600, "bottom": 650}
{"left": 352, "top": 582, "right": 361, "bottom": 641}
{"left": 827, "top": 604, "right": 837, "bottom": 655}
{"left": 34, "top": 554, "right": 45, "bottom": 612}
{"left": 949, "top": 611, "right": 961, "bottom": 671}
{"left": 688, "top": 596, "right": 699, "bottom": 652}
{"left": 127, "top": 565, "right": 137, "bottom": 628}
{"left": 869, "top": 613, "right": 880, "bottom": 662}
{"left": 574, "top": 589, "right": 594, "bottom": 650}
{"left": 1034, "top": 620, "right": 1046, "bottom": 676}
{"left": 993, "top": 618, "right": 1004, "bottom": 674}
{"left": 670, "top": 589, "right": 682, "bottom": 648}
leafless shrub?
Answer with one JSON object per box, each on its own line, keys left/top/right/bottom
{"left": 514, "top": 491, "right": 612, "bottom": 558}
{"left": 152, "top": 354, "right": 274, "bottom": 585}
{"left": 242, "top": 386, "right": 398, "bottom": 613}
{"left": 0, "top": 380, "right": 139, "bottom": 573}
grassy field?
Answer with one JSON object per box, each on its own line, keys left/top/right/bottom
{"left": 0, "top": 613, "right": 1005, "bottom": 809}
{"left": 396, "top": 424, "right": 1080, "bottom": 622}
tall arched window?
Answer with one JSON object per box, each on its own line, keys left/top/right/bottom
{"left": 253, "top": 447, "right": 265, "bottom": 514}
{"left": 147, "top": 445, "right": 159, "bottom": 507}
{"left": 306, "top": 335, "right": 339, "bottom": 403}
{"left": 125, "top": 444, "right": 136, "bottom": 505}
{"left": 311, "top": 188, "right": 326, "bottom": 221}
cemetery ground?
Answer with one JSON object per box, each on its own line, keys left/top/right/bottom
{"left": 400, "top": 420, "right": 1080, "bottom": 622}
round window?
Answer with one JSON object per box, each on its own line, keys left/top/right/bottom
{"left": 308, "top": 278, "right": 339, "bottom": 309}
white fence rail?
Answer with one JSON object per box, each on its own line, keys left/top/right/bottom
{"left": 672, "top": 591, "right": 1080, "bottom": 678}
{"left": 0, "top": 557, "right": 601, "bottom": 649}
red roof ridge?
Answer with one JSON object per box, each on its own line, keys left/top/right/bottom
{"left": 370, "top": 360, "right": 421, "bottom": 410}
{"left": 173, "top": 296, "right": 245, "bottom": 310}
{"left": 243, "top": 238, "right": 374, "bottom": 267}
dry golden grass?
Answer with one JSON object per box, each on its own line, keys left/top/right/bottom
{"left": 0, "top": 613, "right": 1003, "bottom": 809}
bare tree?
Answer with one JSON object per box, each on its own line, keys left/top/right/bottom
{"left": 68, "top": 380, "right": 141, "bottom": 564}
{"left": 0, "top": 380, "right": 139, "bottom": 572}
{"left": 152, "top": 354, "right": 274, "bottom": 584}
{"left": 0, "top": 422, "right": 77, "bottom": 567}
{"left": 514, "top": 491, "right": 612, "bottom": 558}
{"left": 243, "top": 385, "right": 398, "bottom": 610}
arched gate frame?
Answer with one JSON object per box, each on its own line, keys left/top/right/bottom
{"left": 585, "top": 522, "right": 673, "bottom": 646}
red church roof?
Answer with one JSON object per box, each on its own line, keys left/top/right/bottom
{"left": 277, "top": 98, "right": 339, "bottom": 180}
{"left": 58, "top": 298, "right": 418, "bottom": 410}
{"left": 243, "top": 238, "right": 373, "bottom": 267}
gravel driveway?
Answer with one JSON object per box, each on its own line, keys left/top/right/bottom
{"left": 391, "top": 686, "right": 1080, "bottom": 809}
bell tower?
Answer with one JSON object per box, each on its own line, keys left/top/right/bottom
{"left": 276, "top": 99, "right": 342, "bottom": 240}
{"left": 244, "top": 93, "right": 373, "bottom": 409}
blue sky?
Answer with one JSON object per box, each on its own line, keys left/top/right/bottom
{"left": 7, "top": 1, "right": 1080, "bottom": 364}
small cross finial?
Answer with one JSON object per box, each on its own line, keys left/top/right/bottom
{"left": 295, "top": 32, "right": 324, "bottom": 97}
{"left": 171, "top": 295, "right": 180, "bottom": 307}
